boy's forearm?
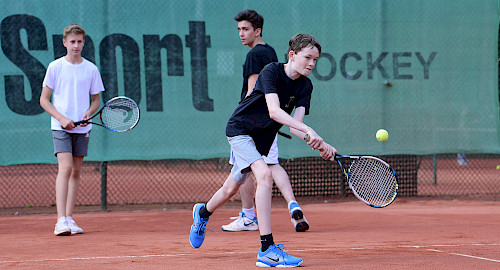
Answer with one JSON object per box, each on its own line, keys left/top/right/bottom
{"left": 269, "top": 108, "right": 310, "bottom": 135}
{"left": 86, "top": 94, "right": 101, "bottom": 116}
{"left": 290, "top": 127, "right": 307, "bottom": 140}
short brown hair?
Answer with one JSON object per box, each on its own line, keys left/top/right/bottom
{"left": 288, "top": 33, "right": 321, "bottom": 54}
{"left": 234, "top": 9, "right": 264, "bottom": 36}
{"left": 63, "top": 24, "right": 86, "bottom": 39}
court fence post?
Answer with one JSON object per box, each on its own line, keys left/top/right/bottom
{"left": 100, "top": 161, "right": 108, "bottom": 211}
{"left": 433, "top": 154, "right": 437, "bottom": 185}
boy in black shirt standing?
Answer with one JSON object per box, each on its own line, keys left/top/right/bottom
{"left": 222, "top": 9, "right": 310, "bottom": 233}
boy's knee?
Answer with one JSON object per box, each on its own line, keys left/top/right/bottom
{"left": 255, "top": 169, "right": 273, "bottom": 187}
{"left": 222, "top": 178, "right": 241, "bottom": 197}
{"left": 226, "top": 184, "right": 239, "bottom": 197}
{"left": 58, "top": 164, "right": 74, "bottom": 175}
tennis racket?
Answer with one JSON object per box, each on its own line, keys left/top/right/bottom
{"left": 304, "top": 134, "right": 398, "bottom": 207}
{"left": 278, "top": 131, "right": 292, "bottom": 139}
{"left": 74, "top": 96, "right": 140, "bottom": 132}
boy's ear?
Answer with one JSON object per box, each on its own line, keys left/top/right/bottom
{"left": 288, "top": 50, "right": 295, "bottom": 62}
{"left": 255, "top": 27, "right": 262, "bottom": 37}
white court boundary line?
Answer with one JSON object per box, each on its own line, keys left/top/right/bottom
{"left": 1, "top": 243, "right": 499, "bottom": 265}
{"left": 406, "top": 243, "right": 500, "bottom": 263}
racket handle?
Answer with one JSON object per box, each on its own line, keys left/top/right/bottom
{"left": 303, "top": 134, "right": 325, "bottom": 151}
{"left": 73, "top": 119, "right": 88, "bottom": 126}
{"left": 278, "top": 131, "right": 292, "bottom": 139}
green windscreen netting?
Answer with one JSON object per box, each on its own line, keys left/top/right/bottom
{"left": 1, "top": 0, "right": 499, "bottom": 165}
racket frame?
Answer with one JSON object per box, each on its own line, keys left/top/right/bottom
{"left": 335, "top": 154, "right": 399, "bottom": 208}
{"left": 73, "top": 96, "right": 140, "bottom": 132}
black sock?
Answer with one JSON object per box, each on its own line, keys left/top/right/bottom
{"left": 199, "top": 204, "right": 212, "bottom": 219}
{"left": 260, "top": 234, "right": 274, "bottom": 252}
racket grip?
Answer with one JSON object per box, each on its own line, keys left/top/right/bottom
{"left": 73, "top": 119, "right": 88, "bottom": 126}
{"left": 303, "top": 134, "right": 325, "bottom": 151}
{"left": 278, "top": 131, "right": 292, "bottom": 139}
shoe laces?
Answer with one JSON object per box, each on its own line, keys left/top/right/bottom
{"left": 229, "top": 211, "right": 246, "bottom": 220}
{"left": 194, "top": 218, "right": 208, "bottom": 235}
{"left": 229, "top": 213, "right": 252, "bottom": 223}
{"left": 272, "top": 244, "right": 289, "bottom": 258}
{"left": 194, "top": 218, "right": 217, "bottom": 235}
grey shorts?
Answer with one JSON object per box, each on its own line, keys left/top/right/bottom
{"left": 227, "top": 135, "right": 264, "bottom": 184}
{"left": 229, "top": 135, "right": 279, "bottom": 165}
{"left": 52, "top": 130, "right": 90, "bottom": 157}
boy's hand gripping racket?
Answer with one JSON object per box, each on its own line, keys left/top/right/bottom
{"left": 74, "top": 96, "right": 140, "bottom": 132}
{"left": 304, "top": 134, "right": 398, "bottom": 207}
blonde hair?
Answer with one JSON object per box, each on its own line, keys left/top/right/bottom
{"left": 63, "top": 24, "right": 86, "bottom": 39}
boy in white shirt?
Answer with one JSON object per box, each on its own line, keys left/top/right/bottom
{"left": 40, "top": 24, "right": 105, "bottom": 236}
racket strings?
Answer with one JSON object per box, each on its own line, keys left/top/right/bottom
{"left": 348, "top": 158, "right": 398, "bottom": 207}
{"left": 101, "top": 98, "right": 140, "bottom": 132}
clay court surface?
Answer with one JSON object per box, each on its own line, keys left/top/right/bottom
{"left": 1, "top": 199, "right": 500, "bottom": 269}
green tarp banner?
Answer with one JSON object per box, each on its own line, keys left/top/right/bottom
{"left": 1, "top": 0, "right": 499, "bottom": 165}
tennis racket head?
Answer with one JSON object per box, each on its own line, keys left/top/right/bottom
{"left": 346, "top": 156, "right": 399, "bottom": 208}
{"left": 99, "top": 96, "right": 140, "bottom": 132}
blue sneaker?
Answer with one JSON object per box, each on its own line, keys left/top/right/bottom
{"left": 189, "top": 203, "right": 209, "bottom": 248}
{"left": 288, "top": 201, "right": 309, "bottom": 232}
{"left": 256, "top": 244, "right": 303, "bottom": 267}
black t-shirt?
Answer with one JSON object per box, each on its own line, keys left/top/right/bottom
{"left": 241, "top": 44, "right": 278, "bottom": 101}
{"left": 226, "top": 62, "right": 313, "bottom": 156}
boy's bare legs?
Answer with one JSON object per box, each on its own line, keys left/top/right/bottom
{"left": 223, "top": 163, "right": 309, "bottom": 232}
{"left": 66, "top": 156, "right": 84, "bottom": 217}
{"left": 269, "top": 164, "right": 309, "bottom": 232}
{"left": 55, "top": 152, "right": 74, "bottom": 219}
{"left": 251, "top": 158, "right": 302, "bottom": 268}
{"left": 206, "top": 173, "right": 241, "bottom": 213}
{"left": 269, "top": 164, "right": 294, "bottom": 202}
{"left": 221, "top": 173, "right": 258, "bottom": 231}
{"left": 239, "top": 174, "right": 255, "bottom": 209}
{"left": 190, "top": 173, "right": 241, "bottom": 248}
{"left": 55, "top": 154, "right": 85, "bottom": 235}
{"left": 54, "top": 152, "right": 76, "bottom": 236}
{"left": 251, "top": 159, "right": 273, "bottom": 236}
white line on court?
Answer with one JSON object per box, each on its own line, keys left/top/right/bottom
{"left": 449, "top": 253, "right": 500, "bottom": 263}
{"left": 411, "top": 244, "right": 500, "bottom": 264}
{"left": 1, "top": 243, "right": 498, "bottom": 265}
{"left": 0, "top": 254, "right": 190, "bottom": 264}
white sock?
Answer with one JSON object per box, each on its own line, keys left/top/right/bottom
{"left": 242, "top": 207, "right": 256, "bottom": 220}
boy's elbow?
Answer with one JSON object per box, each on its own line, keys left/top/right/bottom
{"left": 39, "top": 96, "right": 47, "bottom": 106}
{"left": 268, "top": 108, "right": 280, "bottom": 120}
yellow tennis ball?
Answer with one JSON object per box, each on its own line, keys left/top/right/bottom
{"left": 376, "top": 129, "right": 389, "bottom": 142}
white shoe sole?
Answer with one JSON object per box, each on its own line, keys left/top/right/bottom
{"left": 256, "top": 260, "right": 303, "bottom": 267}
{"left": 54, "top": 229, "right": 71, "bottom": 236}
{"left": 221, "top": 225, "right": 258, "bottom": 231}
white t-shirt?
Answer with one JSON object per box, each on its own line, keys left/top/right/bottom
{"left": 42, "top": 57, "right": 105, "bottom": 133}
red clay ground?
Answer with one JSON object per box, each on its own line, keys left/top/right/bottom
{"left": 1, "top": 199, "right": 500, "bottom": 269}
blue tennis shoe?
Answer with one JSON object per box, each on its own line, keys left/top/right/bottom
{"left": 189, "top": 203, "right": 209, "bottom": 248}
